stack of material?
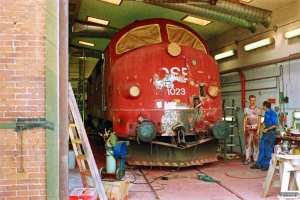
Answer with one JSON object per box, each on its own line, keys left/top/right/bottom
{"left": 103, "top": 180, "right": 132, "bottom": 200}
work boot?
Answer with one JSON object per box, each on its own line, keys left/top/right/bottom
{"left": 261, "top": 167, "right": 269, "bottom": 171}
{"left": 243, "top": 160, "right": 251, "bottom": 165}
{"left": 250, "top": 165, "right": 260, "bottom": 169}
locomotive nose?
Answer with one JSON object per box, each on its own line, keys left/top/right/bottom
{"left": 212, "top": 121, "right": 230, "bottom": 140}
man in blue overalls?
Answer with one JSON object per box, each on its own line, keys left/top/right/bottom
{"left": 250, "top": 101, "right": 278, "bottom": 171}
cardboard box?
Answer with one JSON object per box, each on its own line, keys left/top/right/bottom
{"left": 103, "top": 180, "right": 132, "bottom": 200}
{"left": 69, "top": 188, "right": 97, "bottom": 200}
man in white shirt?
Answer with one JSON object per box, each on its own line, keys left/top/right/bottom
{"left": 243, "top": 95, "right": 262, "bottom": 165}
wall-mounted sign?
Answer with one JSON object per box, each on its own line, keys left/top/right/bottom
{"left": 267, "top": 98, "right": 276, "bottom": 104}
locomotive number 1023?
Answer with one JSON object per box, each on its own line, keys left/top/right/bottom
{"left": 166, "top": 88, "right": 186, "bottom": 96}
{"left": 162, "top": 66, "right": 188, "bottom": 96}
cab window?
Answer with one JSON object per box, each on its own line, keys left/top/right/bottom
{"left": 116, "top": 24, "right": 162, "bottom": 54}
{"left": 166, "top": 24, "right": 207, "bottom": 53}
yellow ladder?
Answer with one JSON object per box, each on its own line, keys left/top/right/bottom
{"left": 68, "top": 82, "right": 107, "bottom": 200}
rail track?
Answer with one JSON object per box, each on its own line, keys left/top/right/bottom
{"left": 126, "top": 165, "right": 246, "bottom": 200}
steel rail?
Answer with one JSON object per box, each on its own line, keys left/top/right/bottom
{"left": 193, "top": 166, "right": 246, "bottom": 200}
{"left": 139, "top": 168, "right": 160, "bottom": 200}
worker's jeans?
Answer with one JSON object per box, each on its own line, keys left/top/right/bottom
{"left": 245, "top": 125, "right": 260, "bottom": 162}
{"left": 254, "top": 130, "right": 276, "bottom": 168}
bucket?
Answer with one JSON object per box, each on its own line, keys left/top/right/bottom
{"left": 69, "top": 150, "right": 75, "bottom": 169}
{"left": 293, "top": 147, "right": 300, "bottom": 155}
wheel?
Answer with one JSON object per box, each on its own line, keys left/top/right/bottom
{"left": 116, "top": 168, "right": 124, "bottom": 180}
{"left": 99, "top": 167, "right": 106, "bottom": 179}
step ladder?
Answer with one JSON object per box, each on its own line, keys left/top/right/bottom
{"left": 218, "top": 100, "right": 244, "bottom": 164}
{"left": 68, "top": 82, "right": 107, "bottom": 200}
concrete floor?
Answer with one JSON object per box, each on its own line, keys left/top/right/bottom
{"left": 69, "top": 136, "right": 295, "bottom": 200}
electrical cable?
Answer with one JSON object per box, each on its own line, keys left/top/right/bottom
{"left": 224, "top": 173, "right": 266, "bottom": 179}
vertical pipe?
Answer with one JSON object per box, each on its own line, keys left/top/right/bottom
{"left": 280, "top": 65, "right": 285, "bottom": 113}
{"left": 46, "top": 0, "right": 60, "bottom": 198}
{"left": 238, "top": 70, "right": 245, "bottom": 108}
{"left": 82, "top": 52, "right": 85, "bottom": 122}
{"left": 59, "top": 0, "right": 69, "bottom": 199}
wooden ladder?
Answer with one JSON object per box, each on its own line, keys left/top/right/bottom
{"left": 68, "top": 83, "right": 107, "bottom": 200}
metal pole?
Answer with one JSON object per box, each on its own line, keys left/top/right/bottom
{"left": 59, "top": 0, "right": 69, "bottom": 198}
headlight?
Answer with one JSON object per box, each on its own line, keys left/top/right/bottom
{"left": 167, "top": 43, "right": 181, "bottom": 57}
{"left": 129, "top": 86, "right": 140, "bottom": 97}
{"left": 208, "top": 85, "right": 219, "bottom": 97}
{"left": 120, "top": 83, "right": 141, "bottom": 99}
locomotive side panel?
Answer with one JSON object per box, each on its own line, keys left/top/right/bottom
{"left": 87, "top": 59, "right": 107, "bottom": 120}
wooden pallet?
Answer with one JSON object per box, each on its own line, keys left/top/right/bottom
{"left": 68, "top": 82, "right": 107, "bottom": 200}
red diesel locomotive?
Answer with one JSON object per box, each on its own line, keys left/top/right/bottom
{"left": 87, "top": 18, "right": 230, "bottom": 167}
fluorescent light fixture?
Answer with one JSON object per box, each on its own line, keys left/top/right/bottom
{"left": 99, "top": 0, "right": 122, "bottom": 5}
{"left": 214, "top": 50, "right": 236, "bottom": 60}
{"left": 293, "top": 111, "right": 300, "bottom": 119}
{"left": 240, "top": 0, "right": 253, "bottom": 3}
{"left": 284, "top": 27, "right": 300, "bottom": 39}
{"left": 87, "top": 16, "right": 109, "bottom": 25}
{"left": 182, "top": 16, "right": 211, "bottom": 26}
{"left": 244, "top": 37, "right": 275, "bottom": 51}
{"left": 78, "top": 41, "right": 95, "bottom": 47}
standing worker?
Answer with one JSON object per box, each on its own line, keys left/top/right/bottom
{"left": 243, "top": 95, "right": 262, "bottom": 165}
{"left": 250, "top": 101, "right": 278, "bottom": 171}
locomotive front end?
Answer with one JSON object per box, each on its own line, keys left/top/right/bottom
{"left": 98, "top": 19, "right": 230, "bottom": 166}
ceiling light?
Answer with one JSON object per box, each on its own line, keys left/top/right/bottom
{"left": 87, "top": 16, "right": 109, "bottom": 25}
{"left": 182, "top": 16, "right": 211, "bottom": 26}
{"left": 240, "top": 0, "right": 253, "bottom": 3}
{"left": 78, "top": 41, "right": 95, "bottom": 47}
{"left": 284, "top": 27, "right": 300, "bottom": 39}
{"left": 293, "top": 111, "right": 300, "bottom": 119}
{"left": 99, "top": 0, "right": 122, "bottom": 5}
{"left": 214, "top": 50, "right": 236, "bottom": 60}
{"left": 244, "top": 37, "right": 275, "bottom": 51}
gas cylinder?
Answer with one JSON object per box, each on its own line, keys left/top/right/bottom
{"left": 106, "top": 133, "right": 117, "bottom": 173}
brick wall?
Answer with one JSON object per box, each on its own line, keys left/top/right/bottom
{"left": 0, "top": 0, "right": 47, "bottom": 199}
